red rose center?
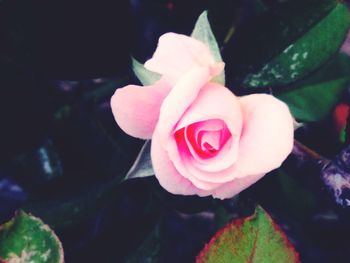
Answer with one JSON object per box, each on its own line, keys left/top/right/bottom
{"left": 175, "top": 119, "right": 231, "bottom": 159}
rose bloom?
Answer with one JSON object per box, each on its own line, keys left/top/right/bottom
{"left": 111, "top": 33, "right": 294, "bottom": 199}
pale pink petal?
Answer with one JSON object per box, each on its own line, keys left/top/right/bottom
{"left": 211, "top": 173, "right": 265, "bottom": 200}
{"left": 173, "top": 141, "right": 244, "bottom": 185}
{"left": 152, "top": 120, "right": 266, "bottom": 198}
{"left": 157, "top": 66, "right": 211, "bottom": 145}
{"left": 168, "top": 83, "right": 242, "bottom": 179}
{"left": 175, "top": 82, "right": 242, "bottom": 148}
{"left": 152, "top": 124, "right": 264, "bottom": 198}
{"left": 171, "top": 128, "right": 223, "bottom": 190}
{"left": 183, "top": 119, "right": 230, "bottom": 161}
{"left": 235, "top": 94, "right": 294, "bottom": 175}
{"left": 151, "top": 128, "right": 209, "bottom": 196}
{"left": 165, "top": 93, "right": 292, "bottom": 187}
{"left": 110, "top": 78, "right": 171, "bottom": 139}
{"left": 144, "top": 33, "right": 224, "bottom": 84}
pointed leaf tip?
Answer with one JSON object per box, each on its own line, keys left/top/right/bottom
{"left": 191, "top": 10, "right": 225, "bottom": 85}
{"left": 131, "top": 57, "right": 161, "bottom": 86}
{"left": 197, "top": 205, "right": 300, "bottom": 263}
{"left": 124, "top": 140, "right": 155, "bottom": 180}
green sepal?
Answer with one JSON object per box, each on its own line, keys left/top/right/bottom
{"left": 191, "top": 11, "right": 225, "bottom": 85}
{"left": 131, "top": 57, "right": 161, "bottom": 86}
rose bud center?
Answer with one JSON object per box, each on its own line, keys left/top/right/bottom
{"left": 175, "top": 119, "right": 232, "bottom": 159}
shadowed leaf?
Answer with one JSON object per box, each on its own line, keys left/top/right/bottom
{"left": 124, "top": 140, "right": 154, "bottom": 180}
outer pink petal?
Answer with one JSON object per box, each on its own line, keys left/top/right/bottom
{"left": 144, "top": 33, "right": 224, "bottom": 84}
{"left": 151, "top": 128, "right": 208, "bottom": 196}
{"left": 235, "top": 94, "right": 294, "bottom": 175}
{"left": 110, "top": 78, "right": 171, "bottom": 139}
{"left": 211, "top": 173, "right": 265, "bottom": 200}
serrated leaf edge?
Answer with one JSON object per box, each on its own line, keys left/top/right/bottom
{"left": 0, "top": 211, "right": 64, "bottom": 263}
{"left": 196, "top": 206, "right": 300, "bottom": 263}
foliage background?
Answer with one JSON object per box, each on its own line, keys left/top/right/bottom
{"left": 1, "top": 0, "right": 350, "bottom": 262}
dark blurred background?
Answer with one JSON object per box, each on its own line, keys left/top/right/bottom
{"left": 1, "top": 0, "right": 350, "bottom": 262}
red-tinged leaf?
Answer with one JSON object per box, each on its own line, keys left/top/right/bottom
{"left": 196, "top": 206, "right": 300, "bottom": 263}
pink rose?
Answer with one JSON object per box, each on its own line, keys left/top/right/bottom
{"left": 111, "top": 33, "right": 294, "bottom": 199}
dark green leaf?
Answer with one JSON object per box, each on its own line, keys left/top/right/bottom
{"left": 124, "top": 223, "right": 161, "bottom": 263}
{"left": 196, "top": 206, "right": 300, "bottom": 263}
{"left": 276, "top": 53, "right": 350, "bottom": 121}
{"left": 0, "top": 211, "right": 64, "bottom": 263}
{"left": 24, "top": 178, "right": 121, "bottom": 229}
{"left": 207, "top": 0, "right": 243, "bottom": 47}
{"left": 226, "top": 0, "right": 346, "bottom": 86}
{"left": 13, "top": 140, "right": 63, "bottom": 186}
{"left": 278, "top": 169, "right": 317, "bottom": 219}
{"left": 243, "top": 3, "right": 349, "bottom": 88}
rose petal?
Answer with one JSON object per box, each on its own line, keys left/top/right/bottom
{"left": 110, "top": 78, "right": 171, "bottom": 139}
{"left": 151, "top": 128, "right": 209, "bottom": 196}
{"left": 173, "top": 140, "right": 244, "bottom": 186}
{"left": 170, "top": 83, "right": 242, "bottom": 176}
{"left": 235, "top": 94, "right": 294, "bottom": 175}
{"left": 184, "top": 119, "right": 229, "bottom": 159}
{"left": 144, "top": 33, "right": 224, "bottom": 84}
{"left": 211, "top": 173, "right": 265, "bottom": 200}
{"left": 157, "top": 66, "right": 211, "bottom": 144}
{"left": 175, "top": 82, "right": 242, "bottom": 142}
{"left": 173, "top": 127, "right": 223, "bottom": 190}
{"left": 152, "top": 125, "right": 265, "bottom": 198}
{"left": 163, "top": 92, "right": 293, "bottom": 188}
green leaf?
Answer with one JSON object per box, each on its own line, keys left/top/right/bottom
{"left": 191, "top": 11, "right": 225, "bottom": 85}
{"left": 13, "top": 139, "right": 63, "bottom": 186}
{"left": 24, "top": 178, "right": 120, "bottom": 229}
{"left": 276, "top": 53, "right": 350, "bottom": 122}
{"left": 196, "top": 206, "right": 300, "bottom": 263}
{"left": 206, "top": 0, "right": 243, "bottom": 46}
{"left": 0, "top": 211, "right": 64, "bottom": 263}
{"left": 277, "top": 169, "right": 317, "bottom": 219}
{"left": 243, "top": 3, "right": 349, "bottom": 88}
{"left": 124, "top": 140, "right": 154, "bottom": 180}
{"left": 131, "top": 57, "right": 161, "bottom": 86}
{"left": 124, "top": 223, "right": 161, "bottom": 263}
{"left": 340, "top": 125, "right": 347, "bottom": 144}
